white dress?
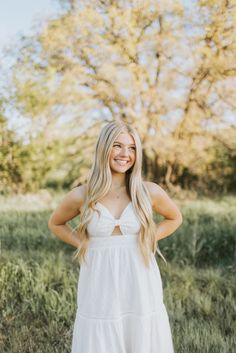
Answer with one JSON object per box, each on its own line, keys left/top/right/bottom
{"left": 71, "top": 201, "right": 174, "bottom": 353}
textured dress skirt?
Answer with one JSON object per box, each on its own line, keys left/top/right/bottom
{"left": 71, "top": 202, "right": 174, "bottom": 353}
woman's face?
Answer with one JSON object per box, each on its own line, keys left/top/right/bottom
{"left": 109, "top": 132, "right": 136, "bottom": 174}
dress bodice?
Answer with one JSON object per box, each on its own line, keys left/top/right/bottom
{"left": 87, "top": 201, "right": 141, "bottom": 237}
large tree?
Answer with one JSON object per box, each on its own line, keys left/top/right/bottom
{"left": 4, "top": 0, "right": 236, "bottom": 192}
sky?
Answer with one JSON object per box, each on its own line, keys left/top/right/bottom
{"left": 0, "top": 0, "right": 63, "bottom": 133}
{"left": 0, "top": 0, "right": 61, "bottom": 54}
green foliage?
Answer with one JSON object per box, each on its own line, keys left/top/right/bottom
{"left": 158, "top": 196, "right": 236, "bottom": 267}
{"left": 0, "top": 113, "right": 54, "bottom": 194}
{"left": 0, "top": 115, "right": 24, "bottom": 193}
{"left": 163, "top": 264, "right": 236, "bottom": 353}
{"left": 0, "top": 254, "right": 77, "bottom": 353}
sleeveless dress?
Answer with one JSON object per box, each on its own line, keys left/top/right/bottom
{"left": 71, "top": 201, "right": 174, "bottom": 353}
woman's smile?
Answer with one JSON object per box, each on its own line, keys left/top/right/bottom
{"left": 109, "top": 132, "right": 136, "bottom": 173}
{"left": 114, "top": 159, "right": 129, "bottom": 165}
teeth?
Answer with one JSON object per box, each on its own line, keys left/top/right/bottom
{"left": 115, "top": 160, "right": 128, "bottom": 166}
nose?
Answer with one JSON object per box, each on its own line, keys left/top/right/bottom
{"left": 119, "top": 146, "right": 129, "bottom": 157}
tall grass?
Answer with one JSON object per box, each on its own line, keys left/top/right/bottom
{"left": 157, "top": 195, "right": 236, "bottom": 267}
{"left": 1, "top": 255, "right": 235, "bottom": 353}
{"left": 1, "top": 194, "right": 235, "bottom": 267}
{"left": 0, "top": 193, "right": 236, "bottom": 353}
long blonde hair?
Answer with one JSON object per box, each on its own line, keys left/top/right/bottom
{"left": 73, "top": 121, "right": 165, "bottom": 267}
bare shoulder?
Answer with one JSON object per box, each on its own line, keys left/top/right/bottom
{"left": 48, "top": 184, "right": 87, "bottom": 226}
{"left": 143, "top": 181, "right": 182, "bottom": 220}
{"left": 69, "top": 184, "right": 87, "bottom": 200}
{"left": 143, "top": 181, "right": 166, "bottom": 202}
{"left": 64, "top": 184, "right": 87, "bottom": 209}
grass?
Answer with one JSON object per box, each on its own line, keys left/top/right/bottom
{"left": 0, "top": 192, "right": 236, "bottom": 353}
{"left": 159, "top": 197, "right": 236, "bottom": 267}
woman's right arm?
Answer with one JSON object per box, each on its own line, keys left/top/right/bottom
{"left": 48, "top": 185, "right": 86, "bottom": 248}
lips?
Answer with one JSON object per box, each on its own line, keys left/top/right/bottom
{"left": 114, "top": 159, "right": 129, "bottom": 166}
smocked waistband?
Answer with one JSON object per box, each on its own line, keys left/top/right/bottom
{"left": 88, "top": 234, "right": 139, "bottom": 248}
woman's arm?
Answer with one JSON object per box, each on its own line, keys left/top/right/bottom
{"left": 145, "top": 182, "right": 183, "bottom": 242}
{"left": 48, "top": 185, "right": 86, "bottom": 248}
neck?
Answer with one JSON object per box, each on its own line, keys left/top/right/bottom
{"left": 110, "top": 173, "right": 126, "bottom": 189}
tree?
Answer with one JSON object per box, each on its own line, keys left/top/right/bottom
{"left": 4, "top": 0, "right": 236, "bottom": 192}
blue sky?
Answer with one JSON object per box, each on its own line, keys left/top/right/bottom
{"left": 0, "top": 0, "right": 60, "bottom": 53}
{"left": 0, "top": 0, "right": 63, "bottom": 133}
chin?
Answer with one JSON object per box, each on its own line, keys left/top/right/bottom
{"left": 111, "top": 165, "right": 133, "bottom": 174}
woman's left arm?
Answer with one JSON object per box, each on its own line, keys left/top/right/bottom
{"left": 145, "top": 182, "right": 183, "bottom": 241}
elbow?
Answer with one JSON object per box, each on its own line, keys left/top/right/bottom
{"left": 177, "top": 212, "right": 183, "bottom": 226}
{"left": 48, "top": 216, "right": 66, "bottom": 231}
{"left": 48, "top": 216, "right": 55, "bottom": 231}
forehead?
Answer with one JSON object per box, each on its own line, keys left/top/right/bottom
{"left": 114, "top": 132, "right": 135, "bottom": 145}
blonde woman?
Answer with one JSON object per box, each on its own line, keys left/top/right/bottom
{"left": 48, "top": 121, "right": 183, "bottom": 353}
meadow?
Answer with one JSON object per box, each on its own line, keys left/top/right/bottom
{"left": 0, "top": 192, "right": 236, "bottom": 353}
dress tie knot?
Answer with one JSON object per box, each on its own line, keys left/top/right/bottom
{"left": 114, "top": 220, "right": 121, "bottom": 227}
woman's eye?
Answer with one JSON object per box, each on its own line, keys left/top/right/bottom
{"left": 113, "top": 144, "right": 135, "bottom": 151}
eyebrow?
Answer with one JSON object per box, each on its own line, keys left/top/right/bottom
{"left": 113, "top": 141, "right": 136, "bottom": 146}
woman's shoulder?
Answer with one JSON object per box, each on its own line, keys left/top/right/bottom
{"left": 143, "top": 181, "right": 165, "bottom": 194}
{"left": 143, "top": 181, "right": 182, "bottom": 221}
{"left": 64, "top": 184, "right": 87, "bottom": 208}
{"left": 71, "top": 183, "right": 87, "bottom": 198}
{"left": 48, "top": 184, "right": 87, "bottom": 225}
{"left": 143, "top": 181, "right": 167, "bottom": 203}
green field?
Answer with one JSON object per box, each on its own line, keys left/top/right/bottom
{"left": 0, "top": 193, "right": 236, "bottom": 353}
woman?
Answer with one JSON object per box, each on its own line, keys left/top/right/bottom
{"left": 48, "top": 121, "right": 183, "bottom": 353}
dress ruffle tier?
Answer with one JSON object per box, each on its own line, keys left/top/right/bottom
{"left": 71, "top": 234, "right": 174, "bottom": 353}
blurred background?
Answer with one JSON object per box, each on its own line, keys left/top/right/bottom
{"left": 0, "top": 0, "right": 235, "bottom": 196}
{"left": 0, "top": 1, "right": 236, "bottom": 353}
